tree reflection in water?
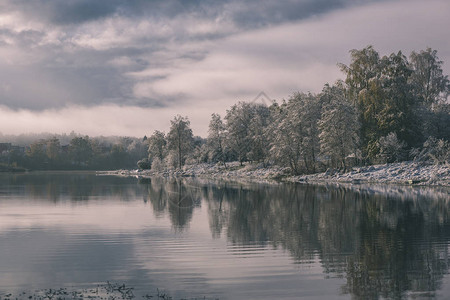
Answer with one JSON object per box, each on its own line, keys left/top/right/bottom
{"left": 142, "top": 177, "right": 201, "bottom": 230}
{"left": 143, "top": 178, "right": 450, "bottom": 299}
{"left": 3, "top": 173, "right": 447, "bottom": 299}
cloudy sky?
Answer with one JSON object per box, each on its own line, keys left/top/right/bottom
{"left": 0, "top": 0, "right": 449, "bottom": 137}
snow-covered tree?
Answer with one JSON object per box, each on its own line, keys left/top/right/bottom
{"left": 270, "top": 103, "right": 303, "bottom": 174}
{"left": 319, "top": 82, "right": 360, "bottom": 170}
{"left": 377, "top": 132, "right": 406, "bottom": 163}
{"left": 207, "top": 113, "right": 227, "bottom": 164}
{"left": 409, "top": 48, "right": 449, "bottom": 108}
{"left": 413, "top": 136, "right": 450, "bottom": 165}
{"left": 339, "top": 45, "right": 380, "bottom": 104}
{"left": 147, "top": 130, "right": 167, "bottom": 162}
{"left": 340, "top": 47, "right": 419, "bottom": 160}
{"left": 224, "top": 102, "right": 254, "bottom": 165}
{"left": 298, "top": 93, "right": 321, "bottom": 173}
{"left": 247, "top": 104, "right": 271, "bottom": 164}
{"left": 270, "top": 93, "right": 321, "bottom": 174}
{"left": 167, "top": 115, "right": 194, "bottom": 169}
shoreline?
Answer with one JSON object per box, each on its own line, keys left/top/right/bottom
{"left": 98, "top": 161, "right": 450, "bottom": 187}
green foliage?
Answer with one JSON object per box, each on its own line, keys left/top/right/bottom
{"left": 340, "top": 46, "right": 447, "bottom": 161}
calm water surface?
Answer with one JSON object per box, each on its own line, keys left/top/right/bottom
{"left": 0, "top": 172, "right": 449, "bottom": 299}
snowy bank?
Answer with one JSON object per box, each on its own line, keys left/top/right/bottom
{"left": 99, "top": 161, "right": 450, "bottom": 187}
{"left": 289, "top": 161, "right": 450, "bottom": 186}
{"left": 99, "top": 162, "right": 287, "bottom": 184}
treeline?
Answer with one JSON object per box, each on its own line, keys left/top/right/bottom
{"left": 142, "top": 46, "right": 449, "bottom": 175}
{"left": 1, "top": 46, "right": 449, "bottom": 173}
{"left": 0, "top": 135, "right": 148, "bottom": 170}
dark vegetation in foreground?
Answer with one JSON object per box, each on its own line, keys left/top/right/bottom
{"left": 1, "top": 46, "right": 449, "bottom": 174}
{"left": 0, "top": 282, "right": 216, "bottom": 300}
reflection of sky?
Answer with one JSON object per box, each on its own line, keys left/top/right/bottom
{"left": 0, "top": 194, "right": 347, "bottom": 299}
{"left": 1, "top": 175, "right": 449, "bottom": 299}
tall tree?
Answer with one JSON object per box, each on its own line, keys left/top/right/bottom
{"left": 270, "top": 93, "right": 321, "bottom": 174}
{"left": 224, "top": 102, "right": 254, "bottom": 165}
{"left": 248, "top": 104, "right": 271, "bottom": 164}
{"left": 340, "top": 46, "right": 381, "bottom": 160}
{"left": 318, "top": 82, "right": 360, "bottom": 170}
{"left": 46, "top": 137, "right": 61, "bottom": 168}
{"left": 69, "top": 136, "right": 93, "bottom": 166}
{"left": 26, "top": 139, "right": 46, "bottom": 168}
{"left": 339, "top": 45, "right": 380, "bottom": 104}
{"left": 270, "top": 101, "right": 303, "bottom": 174}
{"left": 409, "top": 48, "right": 449, "bottom": 108}
{"left": 377, "top": 51, "right": 417, "bottom": 147}
{"left": 167, "top": 115, "right": 194, "bottom": 169}
{"left": 46, "top": 137, "right": 60, "bottom": 158}
{"left": 207, "top": 113, "right": 226, "bottom": 164}
{"left": 341, "top": 47, "right": 420, "bottom": 160}
{"left": 148, "top": 130, "right": 167, "bottom": 161}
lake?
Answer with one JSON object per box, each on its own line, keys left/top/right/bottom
{"left": 0, "top": 172, "right": 449, "bottom": 299}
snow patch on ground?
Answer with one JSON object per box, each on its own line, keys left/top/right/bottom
{"left": 99, "top": 161, "right": 450, "bottom": 187}
{"left": 290, "top": 161, "right": 450, "bottom": 186}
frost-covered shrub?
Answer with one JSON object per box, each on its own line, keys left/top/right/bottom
{"left": 186, "top": 144, "right": 209, "bottom": 165}
{"left": 377, "top": 132, "right": 407, "bottom": 163}
{"left": 151, "top": 157, "right": 163, "bottom": 172}
{"left": 164, "top": 151, "right": 178, "bottom": 169}
{"left": 413, "top": 137, "right": 450, "bottom": 165}
{"left": 137, "top": 158, "right": 151, "bottom": 169}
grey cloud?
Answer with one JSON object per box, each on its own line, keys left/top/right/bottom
{"left": 0, "top": 0, "right": 393, "bottom": 111}
{"left": 2, "top": 0, "right": 118, "bottom": 25}
{"left": 3, "top": 0, "right": 385, "bottom": 27}
{"left": 0, "top": 28, "right": 45, "bottom": 48}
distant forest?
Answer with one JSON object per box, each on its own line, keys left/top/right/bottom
{"left": 1, "top": 46, "right": 449, "bottom": 173}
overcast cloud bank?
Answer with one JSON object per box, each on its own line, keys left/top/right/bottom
{"left": 0, "top": 0, "right": 448, "bottom": 137}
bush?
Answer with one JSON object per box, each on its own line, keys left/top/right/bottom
{"left": 137, "top": 158, "right": 151, "bottom": 169}
{"left": 413, "top": 137, "right": 450, "bottom": 165}
{"left": 377, "top": 132, "right": 407, "bottom": 163}
{"left": 151, "top": 157, "right": 163, "bottom": 172}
